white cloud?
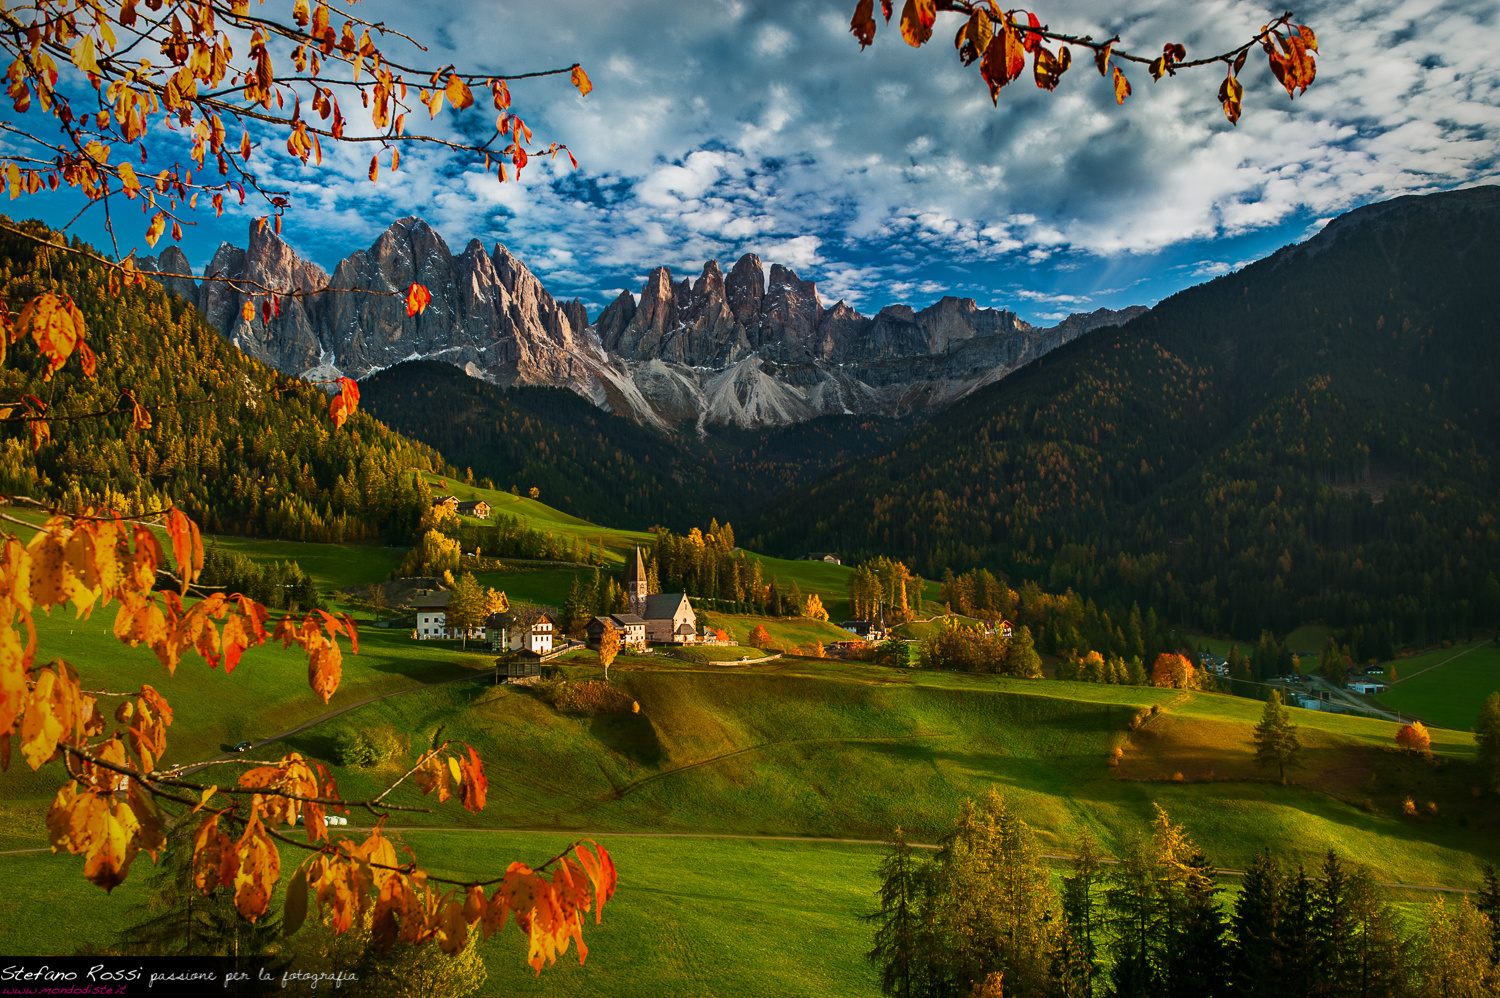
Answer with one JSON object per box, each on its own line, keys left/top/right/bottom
{"left": 159, "top": 0, "right": 1499, "bottom": 321}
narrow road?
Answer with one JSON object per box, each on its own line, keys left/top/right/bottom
{"left": 1391, "top": 640, "right": 1489, "bottom": 686}
{"left": 1304, "top": 676, "right": 1404, "bottom": 723}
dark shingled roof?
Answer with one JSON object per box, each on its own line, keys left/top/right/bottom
{"left": 642, "top": 593, "right": 689, "bottom": 620}
{"left": 412, "top": 591, "right": 451, "bottom": 609}
{"left": 487, "top": 606, "right": 557, "bottom": 629}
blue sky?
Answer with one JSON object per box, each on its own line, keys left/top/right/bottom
{"left": 22, "top": 0, "right": 1500, "bottom": 324}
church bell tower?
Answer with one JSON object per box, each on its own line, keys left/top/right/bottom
{"left": 625, "top": 547, "right": 648, "bottom": 616}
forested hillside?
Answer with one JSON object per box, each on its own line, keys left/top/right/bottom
{"left": 361, "top": 359, "right": 907, "bottom": 529}
{"left": 747, "top": 187, "right": 1500, "bottom": 645}
{"left": 0, "top": 219, "right": 447, "bottom": 542}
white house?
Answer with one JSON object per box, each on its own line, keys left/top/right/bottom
{"left": 487, "top": 607, "right": 557, "bottom": 656}
{"left": 411, "top": 590, "right": 484, "bottom": 641}
{"left": 1348, "top": 681, "right": 1389, "bottom": 695}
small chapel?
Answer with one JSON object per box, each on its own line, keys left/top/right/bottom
{"left": 626, "top": 547, "right": 699, "bottom": 644}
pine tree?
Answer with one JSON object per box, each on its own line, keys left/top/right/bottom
{"left": 867, "top": 827, "right": 922, "bottom": 998}
{"left": 1231, "top": 849, "right": 1285, "bottom": 998}
{"left": 788, "top": 581, "right": 805, "bottom": 618}
{"left": 1060, "top": 832, "right": 1104, "bottom": 996}
{"left": 1253, "top": 689, "right": 1301, "bottom": 783}
{"left": 1167, "top": 848, "right": 1228, "bottom": 998}
{"left": 564, "top": 575, "right": 588, "bottom": 631}
{"left": 1313, "top": 851, "right": 1358, "bottom": 998}
{"left": 1279, "top": 865, "right": 1317, "bottom": 998}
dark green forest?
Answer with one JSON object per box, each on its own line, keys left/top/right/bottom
{"left": 0, "top": 219, "right": 446, "bottom": 543}
{"left": 361, "top": 359, "right": 907, "bottom": 529}
{"left": 747, "top": 187, "right": 1500, "bottom": 644}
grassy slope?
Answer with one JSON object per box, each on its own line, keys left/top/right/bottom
{"left": 259, "top": 661, "right": 1499, "bottom": 890}
{"left": 1377, "top": 643, "right": 1500, "bottom": 730}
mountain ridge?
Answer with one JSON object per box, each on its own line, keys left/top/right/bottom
{"left": 142, "top": 220, "right": 1143, "bottom": 431}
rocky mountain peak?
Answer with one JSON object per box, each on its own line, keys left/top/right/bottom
{"left": 167, "top": 215, "right": 1146, "bottom": 430}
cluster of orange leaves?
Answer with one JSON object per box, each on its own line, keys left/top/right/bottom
{"left": 1150, "top": 652, "right": 1196, "bottom": 689}
{"left": 1395, "top": 721, "right": 1431, "bottom": 755}
{"left": 0, "top": 0, "right": 590, "bottom": 253}
{"left": 850, "top": 1, "right": 1317, "bottom": 123}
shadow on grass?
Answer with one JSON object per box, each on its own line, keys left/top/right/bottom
{"left": 590, "top": 714, "right": 666, "bottom": 767}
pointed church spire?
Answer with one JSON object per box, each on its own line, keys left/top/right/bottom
{"left": 626, "top": 546, "right": 647, "bottom": 584}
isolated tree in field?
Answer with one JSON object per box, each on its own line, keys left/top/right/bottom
{"left": 849, "top": 2, "right": 1318, "bottom": 126}
{"left": 1395, "top": 721, "right": 1432, "bottom": 757}
{"left": 748, "top": 624, "right": 773, "bottom": 650}
{"left": 597, "top": 622, "right": 620, "bottom": 680}
{"left": 1150, "top": 652, "right": 1195, "bottom": 689}
{"left": 804, "top": 592, "right": 829, "bottom": 621}
{"left": 1477, "top": 692, "right": 1500, "bottom": 792}
{"left": 369, "top": 581, "right": 390, "bottom": 623}
{"left": 446, "top": 572, "right": 486, "bottom": 649}
{"left": 1253, "top": 689, "right": 1301, "bottom": 783}
{"left": 1005, "top": 624, "right": 1042, "bottom": 678}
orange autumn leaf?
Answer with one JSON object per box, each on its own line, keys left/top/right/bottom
{"left": 570, "top": 64, "right": 592, "bottom": 97}
{"left": 899, "top": 0, "right": 934, "bottom": 47}
{"left": 405, "top": 282, "right": 432, "bottom": 317}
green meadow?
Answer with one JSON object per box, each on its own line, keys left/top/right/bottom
{"left": 2, "top": 493, "right": 1498, "bottom": 995}
{"left": 1377, "top": 641, "right": 1500, "bottom": 730}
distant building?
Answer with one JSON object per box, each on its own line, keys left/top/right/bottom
{"left": 412, "top": 590, "right": 484, "bottom": 641}
{"left": 486, "top": 607, "right": 557, "bottom": 656}
{"left": 642, "top": 593, "right": 697, "bottom": 645}
{"left": 586, "top": 613, "right": 648, "bottom": 650}
{"left": 801, "top": 552, "right": 842, "bottom": 565}
{"left": 625, "top": 547, "right": 699, "bottom": 644}
{"left": 839, "top": 619, "right": 886, "bottom": 642}
{"left": 456, "top": 500, "right": 491, "bottom": 519}
{"left": 1347, "top": 681, "right": 1389, "bottom": 695}
{"left": 432, "top": 495, "right": 459, "bottom": 511}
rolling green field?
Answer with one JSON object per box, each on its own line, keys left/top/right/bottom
{"left": 3, "top": 499, "right": 1499, "bottom": 993}
{"left": 1377, "top": 642, "right": 1500, "bottom": 730}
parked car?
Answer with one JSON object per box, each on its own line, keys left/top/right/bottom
{"left": 231, "top": 741, "right": 253, "bottom": 753}
{"left": 296, "top": 813, "right": 348, "bottom": 826}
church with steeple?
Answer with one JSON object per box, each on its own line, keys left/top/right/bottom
{"left": 626, "top": 547, "right": 698, "bottom": 644}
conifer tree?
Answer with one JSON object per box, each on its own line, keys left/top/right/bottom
{"left": 1279, "top": 865, "right": 1317, "bottom": 998}
{"left": 868, "top": 827, "right": 922, "bottom": 998}
{"left": 1060, "top": 832, "right": 1104, "bottom": 996}
{"left": 1231, "top": 850, "right": 1285, "bottom": 998}
{"left": 788, "top": 582, "right": 805, "bottom": 618}
{"left": 1253, "top": 690, "right": 1301, "bottom": 783}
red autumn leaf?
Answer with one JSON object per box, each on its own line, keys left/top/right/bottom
{"left": 850, "top": 0, "right": 876, "bottom": 49}
{"left": 405, "top": 282, "right": 432, "bottom": 317}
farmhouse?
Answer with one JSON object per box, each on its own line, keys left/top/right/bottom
{"left": 839, "top": 619, "right": 887, "bottom": 642}
{"left": 432, "top": 495, "right": 458, "bottom": 512}
{"left": 800, "top": 552, "right": 842, "bottom": 565}
{"left": 625, "top": 548, "right": 699, "bottom": 644}
{"left": 586, "top": 613, "right": 648, "bottom": 650}
{"left": 1348, "top": 680, "right": 1390, "bottom": 695}
{"left": 456, "top": 500, "right": 491, "bottom": 519}
{"left": 486, "top": 607, "right": 558, "bottom": 656}
{"left": 412, "top": 590, "right": 485, "bottom": 641}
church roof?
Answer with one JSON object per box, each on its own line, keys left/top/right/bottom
{"left": 625, "top": 547, "right": 648, "bottom": 584}
{"left": 642, "top": 593, "right": 690, "bottom": 620}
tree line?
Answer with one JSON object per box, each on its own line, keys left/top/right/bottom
{"left": 871, "top": 789, "right": 1500, "bottom": 998}
{"left": 0, "top": 224, "right": 448, "bottom": 546}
